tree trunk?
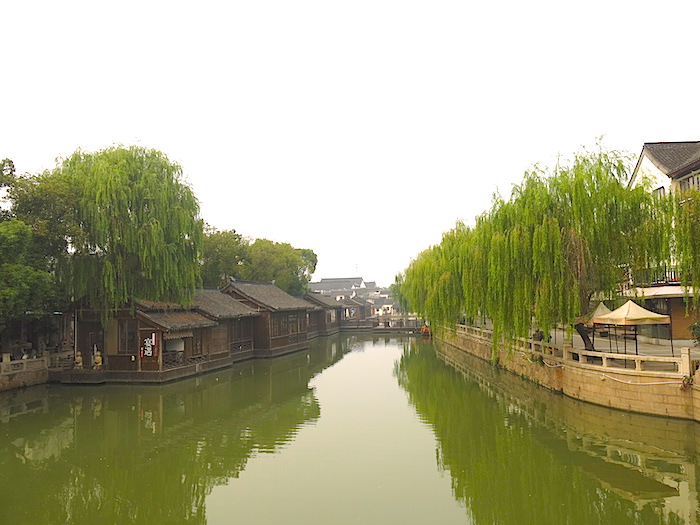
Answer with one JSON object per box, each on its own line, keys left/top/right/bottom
{"left": 574, "top": 322, "right": 594, "bottom": 351}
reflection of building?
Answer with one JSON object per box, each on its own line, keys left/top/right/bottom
{"left": 428, "top": 342, "right": 699, "bottom": 524}
{"left": 0, "top": 336, "right": 351, "bottom": 524}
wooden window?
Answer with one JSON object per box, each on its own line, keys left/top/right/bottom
{"left": 118, "top": 319, "right": 137, "bottom": 354}
{"left": 230, "top": 319, "right": 240, "bottom": 342}
{"left": 289, "top": 313, "right": 298, "bottom": 334}
{"left": 192, "top": 331, "right": 203, "bottom": 356}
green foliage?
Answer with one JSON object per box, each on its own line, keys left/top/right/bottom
{"left": 10, "top": 168, "right": 82, "bottom": 271}
{"left": 201, "top": 225, "right": 249, "bottom": 287}
{"left": 0, "top": 158, "right": 16, "bottom": 221}
{"left": 390, "top": 273, "right": 409, "bottom": 313}
{"left": 0, "top": 158, "right": 15, "bottom": 186}
{"left": 671, "top": 189, "right": 700, "bottom": 311}
{"left": 688, "top": 322, "right": 700, "bottom": 344}
{"left": 0, "top": 219, "right": 56, "bottom": 330}
{"left": 15, "top": 146, "right": 204, "bottom": 322}
{"left": 399, "top": 145, "right": 676, "bottom": 342}
{"left": 0, "top": 218, "right": 32, "bottom": 262}
{"left": 240, "top": 239, "right": 317, "bottom": 295}
{"left": 395, "top": 343, "right": 676, "bottom": 525}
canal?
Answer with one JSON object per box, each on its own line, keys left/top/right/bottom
{"left": 0, "top": 334, "right": 697, "bottom": 524}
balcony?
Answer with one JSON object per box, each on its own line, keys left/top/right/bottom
{"left": 632, "top": 265, "right": 681, "bottom": 287}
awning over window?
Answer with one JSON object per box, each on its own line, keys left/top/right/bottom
{"left": 163, "top": 330, "right": 194, "bottom": 340}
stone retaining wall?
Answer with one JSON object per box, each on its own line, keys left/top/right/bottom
{"left": 0, "top": 358, "right": 49, "bottom": 392}
{"left": 440, "top": 327, "right": 700, "bottom": 421}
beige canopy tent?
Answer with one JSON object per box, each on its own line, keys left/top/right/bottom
{"left": 591, "top": 300, "right": 672, "bottom": 355}
{"left": 585, "top": 302, "right": 611, "bottom": 326}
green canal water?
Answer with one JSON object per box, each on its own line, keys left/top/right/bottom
{"left": 0, "top": 335, "right": 698, "bottom": 524}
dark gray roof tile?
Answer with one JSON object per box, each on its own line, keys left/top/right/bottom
{"left": 224, "top": 281, "right": 309, "bottom": 311}
{"left": 192, "top": 289, "right": 259, "bottom": 319}
{"left": 643, "top": 142, "right": 700, "bottom": 177}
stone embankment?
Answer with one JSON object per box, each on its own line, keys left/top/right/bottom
{"left": 0, "top": 357, "right": 49, "bottom": 391}
{"left": 440, "top": 325, "right": 700, "bottom": 421}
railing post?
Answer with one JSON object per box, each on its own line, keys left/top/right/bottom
{"left": 635, "top": 358, "right": 642, "bottom": 371}
{"left": 681, "top": 347, "right": 691, "bottom": 376}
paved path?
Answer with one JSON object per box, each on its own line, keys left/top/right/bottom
{"left": 550, "top": 328, "right": 699, "bottom": 359}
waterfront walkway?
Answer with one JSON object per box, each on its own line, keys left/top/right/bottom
{"left": 551, "top": 328, "right": 699, "bottom": 359}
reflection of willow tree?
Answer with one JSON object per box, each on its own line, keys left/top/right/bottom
{"left": 0, "top": 337, "right": 350, "bottom": 525}
{"left": 394, "top": 343, "right": 683, "bottom": 525}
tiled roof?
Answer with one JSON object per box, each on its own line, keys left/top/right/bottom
{"left": 192, "top": 289, "right": 259, "bottom": 319}
{"left": 303, "top": 293, "right": 342, "bottom": 309}
{"left": 139, "top": 310, "right": 217, "bottom": 331}
{"left": 310, "top": 277, "right": 364, "bottom": 291}
{"left": 135, "top": 299, "right": 183, "bottom": 311}
{"left": 224, "top": 280, "right": 309, "bottom": 311}
{"left": 370, "top": 297, "right": 394, "bottom": 307}
{"left": 642, "top": 142, "right": 700, "bottom": 177}
{"left": 299, "top": 297, "right": 322, "bottom": 311}
{"left": 320, "top": 277, "right": 364, "bottom": 285}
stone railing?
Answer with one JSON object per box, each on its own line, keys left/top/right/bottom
{"left": 454, "top": 324, "right": 698, "bottom": 377}
{"left": 1, "top": 356, "right": 48, "bottom": 376}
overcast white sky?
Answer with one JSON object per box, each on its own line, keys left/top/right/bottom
{"left": 3, "top": 1, "right": 700, "bottom": 286}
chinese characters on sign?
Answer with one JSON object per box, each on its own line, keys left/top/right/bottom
{"left": 141, "top": 332, "right": 158, "bottom": 358}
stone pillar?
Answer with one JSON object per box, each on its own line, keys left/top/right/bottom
{"left": 681, "top": 347, "right": 691, "bottom": 376}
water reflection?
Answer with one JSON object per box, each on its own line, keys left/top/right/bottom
{"left": 5, "top": 334, "right": 699, "bottom": 525}
{"left": 395, "top": 340, "right": 699, "bottom": 525}
{"left": 0, "top": 335, "right": 352, "bottom": 525}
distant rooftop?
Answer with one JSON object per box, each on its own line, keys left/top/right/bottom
{"left": 309, "top": 277, "right": 368, "bottom": 292}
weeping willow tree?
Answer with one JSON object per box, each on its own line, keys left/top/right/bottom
{"left": 399, "top": 145, "right": 691, "bottom": 346}
{"left": 669, "top": 188, "right": 700, "bottom": 311}
{"left": 20, "top": 146, "right": 204, "bottom": 322}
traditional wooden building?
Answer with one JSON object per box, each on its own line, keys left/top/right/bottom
{"left": 135, "top": 300, "right": 219, "bottom": 373}
{"left": 65, "top": 291, "right": 260, "bottom": 383}
{"left": 191, "top": 289, "right": 259, "bottom": 362}
{"left": 221, "top": 281, "right": 310, "bottom": 357}
{"left": 303, "top": 293, "right": 341, "bottom": 338}
{"left": 339, "top": 298, "right": 374, "bottom": 330}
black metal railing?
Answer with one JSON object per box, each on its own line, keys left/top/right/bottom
{"left": 632, "top": 265, "right": 681, "bottom": 286}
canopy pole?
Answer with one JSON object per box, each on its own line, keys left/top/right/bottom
{"left": 670, "top": 316, "right": 675, "bottom": 357}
